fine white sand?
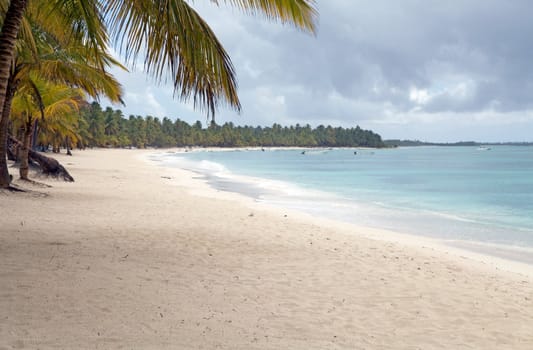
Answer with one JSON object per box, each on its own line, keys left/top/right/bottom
{"left": 1, "top": 148, "right": 532, "bottom": 349}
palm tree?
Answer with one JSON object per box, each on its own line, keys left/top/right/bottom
{"left": 0, "top": 0, "right": 28, "bottom": 187}
{"left": 11, "top": 74, "right": 84, "bottom": 179}
{"left": 1, "top": 9, "right": 123, "bottom": 185}
{"left": 0, "top": 0, "right": 318, "bottom": 188}
{"left": 0, "top": 0, "right": 119, "bottom": 187}
{"left": 11, "top": 22, "right": 125, "bottom": 152}
{"left": 34, "top": 100, "right": 88, "bottom": 155}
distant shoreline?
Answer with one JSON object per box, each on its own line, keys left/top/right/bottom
{"left": 384, "top": 140, "right": 533, "bottom": 147}
{"left": 151, "top": 147, "right": 533, "bottom": 274}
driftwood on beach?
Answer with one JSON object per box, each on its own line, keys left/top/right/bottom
{"left": 8, "top": 136, "right": 74, "bottom": 182}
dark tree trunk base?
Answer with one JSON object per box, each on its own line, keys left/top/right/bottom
{"left": 28, "top": 150, "right": 74, "bottom": 182}
{"left": 8, "top": 135, "right": 74, "bottom": 182}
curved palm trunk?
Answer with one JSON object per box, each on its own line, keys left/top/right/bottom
{"left": 0, "top": 93, "right": 12, "bottom": 185}
{"left": 19, "top": 116, "right": 34, "bottom": 180}
{"left": 2, "top": 79, "right": 17, "bottom": 161}
{"left": 0, "top": 0, "right": 28, "bottom": 188}
{"left": 66, "top": 136, "right": 72, "bottom": 155}
{"left": 0, "top": 73, "right": 18, "bottom": 180}
{"left": 31, "top": 118, "right": 39, "bottom": 150}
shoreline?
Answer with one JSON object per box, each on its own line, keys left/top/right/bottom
{"left": 149, "top": 148, "right": 533, "bottom": 278}
{"left": 1, "top": 148, "right": 532, "bottom": 349}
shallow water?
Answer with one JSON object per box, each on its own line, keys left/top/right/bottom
{"left": 156, "top": 146, "right": 533, "bottom": 263}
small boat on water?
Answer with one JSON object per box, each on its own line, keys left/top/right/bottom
{"left": 301, "top": 149, "right": 329, "bottom": 155}
{"left": 477, "top": 146, "right": 491, "bottom": 151}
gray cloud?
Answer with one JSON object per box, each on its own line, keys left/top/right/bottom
{"left": 106, "top": 0, "right": 533, "bottom": 141}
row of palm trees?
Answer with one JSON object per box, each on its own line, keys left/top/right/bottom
{"left": 0, "top": 0, "right": 318, "bottom": 188}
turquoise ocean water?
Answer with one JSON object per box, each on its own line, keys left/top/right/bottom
{"left": 155, "top": 146, "right": 533, "bottom": 263}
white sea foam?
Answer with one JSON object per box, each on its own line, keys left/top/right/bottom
{"left": 161, "top": 153, "right": 337, "bottom": 201}
{"left": 162, "top": 155, "right": 229, "bottom": 176}
{"left": 154, "top": 147, "right": 533, "bottom": 263}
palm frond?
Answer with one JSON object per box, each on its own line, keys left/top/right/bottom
{"left": 212, "top": 0, "right": 318, "bottom": 33}
{"left": 34, "top": 0, "right": 109, "bottom": 70}
{"left": 38, "top": 55, "right": 124, "bottom": 103}
{"left": 105, "top": 0, "right": 240, "bottom": 117}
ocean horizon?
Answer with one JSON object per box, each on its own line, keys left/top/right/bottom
{"left": 153, "top": 146, "right": 533, "bottom": 265}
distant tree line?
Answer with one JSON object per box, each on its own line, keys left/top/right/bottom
{"left": 383, "top": 140, "right": 479, "bottom": 147}
{"left": 77, "top": 102, "right": 386, "bottom": 149}
{"left": 383, "top": 140, "right": 533, "bottom": 147}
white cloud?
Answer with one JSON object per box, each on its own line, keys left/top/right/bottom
{"left": 409, "top": 88, "right": 430, "bottom": 105}
{"left": 144, "top": 88, "right": 167, "bottom": 117}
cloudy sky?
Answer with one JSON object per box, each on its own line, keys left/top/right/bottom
{"left": 105, "top": 0, "right": 533, "bottom": 142}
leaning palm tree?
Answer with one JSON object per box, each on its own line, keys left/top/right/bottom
{"left": 10, "top": 74, "right": 84, "bottom": 180}
{"left": 0, "top": 0, "right": 121, "bottom": 187}
{"left": 0, "top": 0, "right": 318, "bottom": 188}
{"left": 0, "top": 5, "right": 124, "bottom": 186}
{"left": 7, "top": 19, "right": 125, "bottom": 148}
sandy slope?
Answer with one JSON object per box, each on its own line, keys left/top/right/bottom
{"left": 1, "top": 148, "right": 532, "bottom": 349}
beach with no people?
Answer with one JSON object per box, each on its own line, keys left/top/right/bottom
{"left": 1, "top": 148, "right": 532, "bottom": 349}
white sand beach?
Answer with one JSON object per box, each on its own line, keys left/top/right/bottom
{"left": 1, "top": 148, "right": 532, "bottom": 349}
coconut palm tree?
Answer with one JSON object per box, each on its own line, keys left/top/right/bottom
{"left": 0, "top": 0, "right": 318, "bottom": 188}
{"left": 0, "top": 0, "right": 29, "bottom": 187}
{"left": 1, "top": 9, "right": 124, "bottom": 185}
{"left": 0, "top": 0, "right": 119, "bottom": 187}
{"left": 37, "top": 106, "right": 85, "bottom": 154}
{"left": 9, "top": 21, "right": 125, "bottom": 151}
{"left": 11, "top": 74, "right": 84, "bottom": 180}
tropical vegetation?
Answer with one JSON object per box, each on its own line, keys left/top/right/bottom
{"left": 10, "top": 75, "right": 85, "bottom": 179}
{"left": 0, "top": 0, "right": 318, "bottom": 188}
{"left": 71, "top": 101, "right": 385, "bottom": 149}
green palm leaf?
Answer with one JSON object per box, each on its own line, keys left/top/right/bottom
{"left": 104, "top": 0, "right": 317, "bottom": 117}
{"left": 213, "top": 0, "right": 317, "bottom": 32}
